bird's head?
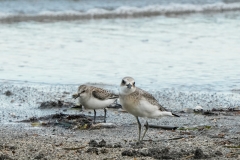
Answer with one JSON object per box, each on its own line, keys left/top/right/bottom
{"left": 120, "top": 77, "right": 136, "bottom": 95}
{"left": 77, "top": 85, "right": 89, "bottom": 98}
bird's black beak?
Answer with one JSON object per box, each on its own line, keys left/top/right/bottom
{"left": 72, "top": 93, "right": 80, "bottom": 99}
{"left": 126, "top": 83, "right": 132, "bottom": 89}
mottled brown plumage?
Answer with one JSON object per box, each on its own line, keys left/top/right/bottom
{"left": 138, "top": 88, "right": 167, "bottom": 111}
{"left": 121, "top": 87, "right": 167, "bottom": 111}
{"left": 73, "top": 85, "right": 119, "bottom": 100}
{"left": 92, "top": 88, "right": 118, "bottom": 100}
{"left": 73, "top": 84, "right": 119, "bottom": 123}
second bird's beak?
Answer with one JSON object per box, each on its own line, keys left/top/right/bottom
{"left": 126, "top": 83, "right": 132, "bottom": 89}
{"left": 72, "top": 93, "right": 80, "bottom": 99}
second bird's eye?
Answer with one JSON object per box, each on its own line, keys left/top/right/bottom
{"left": 122, "top": 80, "right": 126, "bottom": 84}
{"left": 81, "top": 90, "right": 85, "bottom": 93}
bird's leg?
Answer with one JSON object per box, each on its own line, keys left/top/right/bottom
{"left": 79, "top": 104, "right": 83, "bottom": 112}
{"left": 136, "top": 116, "right": 141, "bottom": 142}
{"left": 93, "top": 109, "right": 96, "bottom": 124}
{"left": 141, "top": 121, "right": 149, "bottom": 141}
{"left": 104, "top": 108, "right": 107, "bottom": 123}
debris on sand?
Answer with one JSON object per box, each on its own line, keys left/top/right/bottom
{"left": 71, "top": 104, "right": 83, "bottom": 109}
{"left": 121, "top": 147, "right": 175, "bottom": 159}
{"left": 194, "top": 148, "right": 205, "bottom": 159}
{"left": 145, "top": 124, "right": 178, "bottom": 130}
{"left": 19, "top": 113, "right": 117, "bottom": 130}
{"left": 107, "top": 103, "right": 122, "bottom": 109}
{"left": 182, "top": 107, "right": 240, "bottom": 116}
{"left": 88, "top": 139, "right": 121, "bottom": 148}
{"left": 19, "top": 113, "right": 92, "bottom": 129}
{"left": 39, "top": 100, "right": 75, "bottom": 109}
{"left": 4, "top": 90, "right": 13, "bottom": 96}
{"left": 121, "top": 147, "right": 210, "bottom": 159}
{"left": 86, "top": 147, "right": 99, "bottom": 155}
{"left": 90, "top": 123, "right": 117, "bottom": 130}
{"left": 63, "top": 146, "right": 86, "bottom": 150}
{"left": 194, "top": 106, "right": 203, "bottom": 111}
{"left": 0, "top": 154, "right": 14, "bottom": 160}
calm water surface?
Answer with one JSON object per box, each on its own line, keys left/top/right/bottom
{"left": 0, "top": 0, "right": 240, "bottom": 93}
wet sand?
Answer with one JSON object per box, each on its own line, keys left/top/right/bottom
{"left": 0, "top": 83, "right": 240, "bottom": 159}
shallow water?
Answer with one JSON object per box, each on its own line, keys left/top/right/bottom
{"left": 1, "top": 13, "right": 240, "bottom": 92}
{"left": 0, "top": 0, "right": 240, "bottom": 92}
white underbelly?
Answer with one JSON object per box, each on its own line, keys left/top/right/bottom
{"left": 82, "top": 98, "right": 115, "bottom": 109}
{"left": 121, "top": 99, "right": 160, "bottom": 118}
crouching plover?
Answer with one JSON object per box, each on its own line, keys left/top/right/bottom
{"left": 119, "top": 77, "right": 179, "bottom": 142}
{"left": 73, "top": 85, "right": 118, "bottom": 123}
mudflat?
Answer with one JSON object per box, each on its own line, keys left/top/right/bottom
{"left": 0, "top": 84, "right": 239, "bottom": 159}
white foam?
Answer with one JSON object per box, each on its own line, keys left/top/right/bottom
{"left": 86, "top": 8, "right": 109, "bottom": 14}
{"left": 1, "top": 2, "right": 240, "bottom": 21}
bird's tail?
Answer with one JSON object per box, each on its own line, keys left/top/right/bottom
{"left": 172, "top": 113, "right": 180, "bottom": 117}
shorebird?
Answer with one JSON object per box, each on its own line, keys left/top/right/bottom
{"left": 73, "top": 85, "right": 118, "bottom": 123}
{"left": 119, "top": 77, "right": 179, "bottom": 141}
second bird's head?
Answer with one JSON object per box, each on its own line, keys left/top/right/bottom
{"left": 77, "top": 85, "right": 89, "bottom": 98}
{"left": 120, "top": 77, "right": 136, "bottom": 95}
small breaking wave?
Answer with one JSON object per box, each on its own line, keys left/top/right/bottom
{"left": 1, "top": 2, "right": 240, "bottom": 22}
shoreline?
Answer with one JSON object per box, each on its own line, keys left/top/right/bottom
{"left": 1, "top": 112, "right": 240, "bottom": 159}
{"left": 0, "top": 83, "right": 240, "bottom": 159}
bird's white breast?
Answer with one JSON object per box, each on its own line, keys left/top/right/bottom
{"left": 120, "top": 96, "right": 169, "bottom": 118}
{"left": 81, "top": 97, "right": 115, "bottom": 109}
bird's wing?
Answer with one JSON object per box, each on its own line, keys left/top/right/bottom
{"left": 92, "top": 88, "right": 119, "bottom": 100}
{"left": 138, "top": 88, "right": 167, "bottom": 111}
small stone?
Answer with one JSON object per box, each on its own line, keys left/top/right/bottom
{"left": 113, "top": 143, "right": 122, "bottom": 148}
{"left": 89, "top": 140, "right": 98, "bottom": 147}
{"left": 63, "top": 91, "right": 70, "bottom": 94}
{"left": 140, "top": 148, "right": 148, "bottom": 156}
{"left": 122, "top": 150, "right": 134, "bottom": 156}
{"left": 100, "top": 148, "right": 108, "bottom": 154}
{"left": 195, "top": 106, "right": 203, "bottom": 110}
{"left": 215, "top": 151, "right": 223, "bottom": 156}
{"left": 86, "top": 148, "right": 98, "bottom": 155}
{"left": 4, "top": 90, "right": 13, "bottom": 96}
{"left": 194, "top": 106, "right": 204, "bottom": 113}
{"left": 194, "top": 148, "right": 204, "bottom": 159}
{"left": 105, "top": 144, "right": 113, "bottom": 148}
{"left": 98, "top": 139, "right": 106, "bottom": 147}
{"left": 9, "top": 113, "right": 16, "bottom": 118}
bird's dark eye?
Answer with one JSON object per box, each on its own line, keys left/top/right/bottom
{"left": 81, "top": 90, "right": 85, "bottom": 94}
{"left": 122, "top": 80, "right": 126, "bottom": 84}
{"left": 133, "top": 82, "right": 135, "bottom": 86}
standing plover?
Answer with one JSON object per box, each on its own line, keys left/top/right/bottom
{"left": 73, "top": 85, "right": 118, "bottom": 123}
{"left": 119, "top": 77, "right": 179, "bottom": 141}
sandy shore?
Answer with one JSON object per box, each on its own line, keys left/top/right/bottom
{"left": 1, "top": 116, "right": 240, "bottom": 160}
{"left": 0, "top": 83, "right": 240, "bottom": 159}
